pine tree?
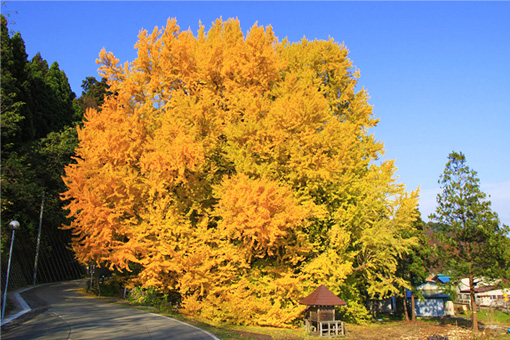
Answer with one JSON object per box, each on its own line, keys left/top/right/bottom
{"left": 430, "top": 151, "right": 510, "bottom": 331}
{"left": 76, "top": 76, "right": 110, "bottom": 112}
{"left": 1, "top": 15, "right": 83, "bottom": 284}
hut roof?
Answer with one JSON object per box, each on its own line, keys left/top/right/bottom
{"left": 299, "top": 285, "right": 347, "bottom": 306}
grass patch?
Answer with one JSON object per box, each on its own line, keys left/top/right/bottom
{"left": 467, "top": 309, "right": 510, "bottom": 325}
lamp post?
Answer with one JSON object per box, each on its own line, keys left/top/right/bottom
{"left": 1, "top": 220, "right": 20, "bottom": 320}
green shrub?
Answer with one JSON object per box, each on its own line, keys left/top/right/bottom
{"left": 127, "top": 286, "right": 181, "bottom": 312}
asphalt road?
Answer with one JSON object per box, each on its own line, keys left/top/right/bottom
{"left": 1, "top": 280, "right": 218, "bottom": 340}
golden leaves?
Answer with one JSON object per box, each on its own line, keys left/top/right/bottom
{"left": 215, "top": 174, "right": 310, "bottom": 262}
{"left": 62, "top": 17, "right": 420, "bottom": 326}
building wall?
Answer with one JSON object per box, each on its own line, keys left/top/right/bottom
{"left": 457, "top": 288, "right": 509, "bottom": 307}
{"left": 415, "top": 298, "right": 445, "bottom": 317}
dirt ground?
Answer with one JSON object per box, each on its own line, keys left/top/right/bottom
{"left": 345, "top": 318, "right": 509, "bottom": 340}
{"left": 231, "top": 317, "right": 510, "bottom": 340}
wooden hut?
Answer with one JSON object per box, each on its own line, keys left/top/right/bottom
{"left": 299, "top": 285, "right": 347, "bottom": 337}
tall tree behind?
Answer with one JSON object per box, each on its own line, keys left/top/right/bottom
{"left": 1, "top": 14, "right": 84, "bottom": 287}
{"left": 1, "top": 14, "right": 29, "bottom": 152}
{"left": 429, "top": 151, "right": 510, "bottom": 331}
{"left": 76, "top": 76, "right": 110, "bottom": 112}
{"left": 1, "top": 14, "right": 76, "bottom": 239}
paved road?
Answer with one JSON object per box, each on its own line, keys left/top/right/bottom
{"left": 1, "top": 280, "right": 218, "bottom": 340}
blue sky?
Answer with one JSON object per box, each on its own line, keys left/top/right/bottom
{"left": 5, "top": 1, "right": 510, "bottom": 225}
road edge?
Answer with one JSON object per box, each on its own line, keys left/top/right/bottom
{"left": 147, "top": 311, "right": 221, "bottom": 340}
{"left": 2, "top": 281, "right": 221, "bottom": 340}
{"left": 1, "top": 286, "right": 33, "bottom": 326}
{"left": 78, "top": 282, "right": 221, "bottom": 340}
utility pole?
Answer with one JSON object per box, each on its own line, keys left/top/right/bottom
{"left": 33, "top": 191, "right": 45, "bottom": 285}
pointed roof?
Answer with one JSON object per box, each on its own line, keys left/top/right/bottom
{"left": 299, "top": 285, "right": 347, "bottom": 306}
{"left": 427, "top": 274, "right": 450, "bottom": 284}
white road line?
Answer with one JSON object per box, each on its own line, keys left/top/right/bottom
{"left": 2, "top": 282, "right": 221, "bottom": 340}
{"left": 148, "top": 311, "right": 221, "bottom": 340}
{"left": 1, "top": 286, "right": 34, "bottom": 326}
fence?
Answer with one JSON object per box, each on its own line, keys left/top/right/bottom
{"left": 1, "top": 226, "right": 84, "bottom": 308}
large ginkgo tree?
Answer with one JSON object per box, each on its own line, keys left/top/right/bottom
{"left": 62, "top": 18, "right": 419, "bottom": 326}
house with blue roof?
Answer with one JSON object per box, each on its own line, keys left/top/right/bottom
{"left": 407, "top": 274, "right": 452, "bottom": 317}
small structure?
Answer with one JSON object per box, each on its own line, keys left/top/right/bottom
{"left": 407, "top": 282, "right": 450, "bottom": 317}
{"left": 300, "top": 285, "right": 347, "bottom": 337}
{"left": 407, "top": 274, "right": 451, "bottom": 317}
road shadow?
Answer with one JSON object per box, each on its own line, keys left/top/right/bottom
{"left": 1, "top": 285, "right": 51, "bottom": 333}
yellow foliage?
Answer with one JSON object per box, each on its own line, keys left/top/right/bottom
{"left": 62, "top": 17, "right": 419, "bottom": 326}
{"left": 214, "top": 174, "right": 310, "bottom": 263}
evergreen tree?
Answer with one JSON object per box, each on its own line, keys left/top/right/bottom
{"left": 1, "top": 15, "right": 83, "bottom": 285}
{"left": 2, "top": 15, "right": 77, "bottom": 236}
{"left": 429, "top": 151, "right": 510, "bottom": 331}
{"left": 1, "top": 14, "right": 28, "bottom": 151}
{"left": 76, "top": 76, "right": 110, "bottom": 112}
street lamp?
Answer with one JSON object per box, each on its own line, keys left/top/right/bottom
{"left": 1, "top": 220, "right": 20, "bottom": 320}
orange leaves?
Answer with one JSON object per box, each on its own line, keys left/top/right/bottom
{"left": 215, "top": 174, "right": 310, "bottom": 262}
{"left": 140, "top": 118, "right": 205, "bottom": 195}
{"left": 62, "top": 17, "right": 420, "bottom": 326}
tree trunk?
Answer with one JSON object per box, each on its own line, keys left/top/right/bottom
{"left": 403, "top": 291, "right": 410, "bottom": 322}
{"left": 411, "top": 293, "right": 416, "bottom": 322}
{"left": 469, "top": 275, "right": 478, "bottom": 331}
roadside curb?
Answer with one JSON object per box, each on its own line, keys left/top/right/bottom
{"left": 81, "top": 289, "right": 221, "bottom": 340}
{"left": 2, "top": 281, "right": 221, "bottom": 340}
{"left": 1, "top": 286, "right": 34, "bottom": 326}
